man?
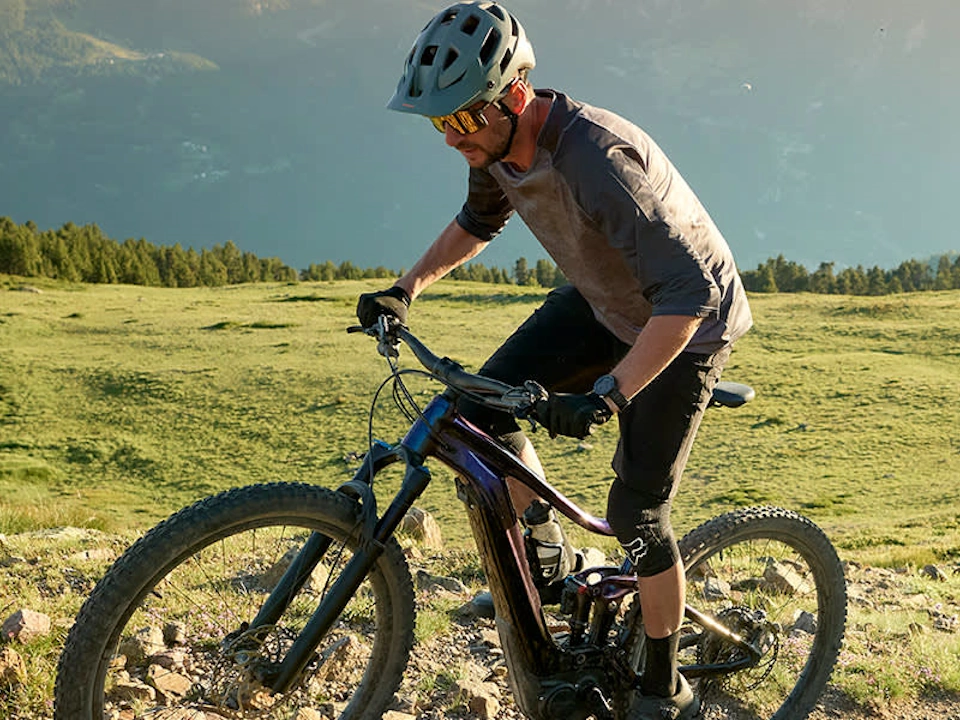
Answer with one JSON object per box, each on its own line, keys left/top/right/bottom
{"left": 357, "top": 3, "right": 753, "bottom": 717}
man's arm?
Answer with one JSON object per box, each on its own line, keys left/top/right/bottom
{"left": 601, "top": 314, "right": 703, "bottom": 412}
{"left": 394, "top": 219, "right": 489, "bottom": 301}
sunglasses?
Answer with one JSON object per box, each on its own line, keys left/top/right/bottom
{"left": 428, "top": 101, "right": 492, "bottom": 135}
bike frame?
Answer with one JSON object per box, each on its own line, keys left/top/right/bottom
{"left": 245, "top": 334, "right": 762, "bottom": 719}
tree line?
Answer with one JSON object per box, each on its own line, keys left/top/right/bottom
{"left": 1, "top": 216, "right": 958, "bottom": 295}
{"left": 739, "top": 254, "right": 960, "bottom": 295}
{"left": 0, "top": 217, "right": 298, "bottom": 287}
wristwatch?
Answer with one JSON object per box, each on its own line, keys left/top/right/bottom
{"left": 592, "top": 374, "right": 629, "bottom": 412}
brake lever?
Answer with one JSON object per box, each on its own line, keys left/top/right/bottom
{"left": 376, "top": 316, "right": 400, "bottom": 360}
{"left": 514, "top": 380, "right": 548, "bottom": 432}
{"left": 346, "top": 318, "right": 401, "bottom": 360}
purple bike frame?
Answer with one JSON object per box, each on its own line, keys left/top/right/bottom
{"left": 403, "top": 393, "right": 616, "bottom": 716}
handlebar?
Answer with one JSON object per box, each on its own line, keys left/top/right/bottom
{"left": 349, "top": 319, "right": 545, "bottom": 414}
{"left": 350, "top": 317, "right": 755, "bottom": 415}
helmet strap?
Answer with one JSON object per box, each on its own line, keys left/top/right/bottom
{"left": 492, "top": 101, "right": 520, "bottom": 162}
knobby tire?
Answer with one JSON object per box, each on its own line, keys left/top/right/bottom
{"left": 54, "top": 482, "right": 416, "bottom": 720}
{"left": 677, "top": 506, "right": 847, "bottom": 720}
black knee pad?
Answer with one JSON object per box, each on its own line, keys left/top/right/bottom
{"left": 606, "top": 482, "right": 681, "bottom": 577}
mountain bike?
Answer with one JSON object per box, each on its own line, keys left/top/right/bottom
{"left": 55, "top": 317, "right": 847, "bottom": 720}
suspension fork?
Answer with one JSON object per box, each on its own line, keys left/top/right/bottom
{"left": 248, "top": 441, "right": 398, "bottom": 630}
{"left": 249, "top": 440, "right": 431, "bottom": 693}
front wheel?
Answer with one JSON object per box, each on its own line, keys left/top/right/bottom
{"left": 678, "top": 506, "right": 847, "bottom": 720}
{"left": 55, "top": 482, "right": 416, "bottom": 720}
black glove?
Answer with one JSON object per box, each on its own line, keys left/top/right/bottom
{"left": 534, "top": 392, "right": 613, "bottom": 439}
{"left": 356, "top": 286, "right": 411, "bottom": 328}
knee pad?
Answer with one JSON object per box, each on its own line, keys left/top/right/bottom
{"left": 606, "top": 482, "right": 681, "bottom": 577}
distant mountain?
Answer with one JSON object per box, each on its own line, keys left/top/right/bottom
{"left": 1, "top": 0, "right": 957, "bottom": 273}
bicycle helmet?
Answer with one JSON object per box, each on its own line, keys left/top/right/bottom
{"left": 387, "top": 1, "right": 536, "bottom": 117}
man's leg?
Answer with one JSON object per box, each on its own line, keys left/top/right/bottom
{"left": 459, "top": 284, "right": 630, "bottom": 517}
{"left": 606, "top": 348, "right": 729, "bottom": 700}
{"left": 456, "top": 286, "right": 629, "bottom": 611}
{"left": 507, "top": 437, "right": 545, "bottom": 513}
{"left": 638, "top": 561, "right": 685, "bottom": 638}
{"left": 637, "top": 561, "right": 686, "bottom": 697}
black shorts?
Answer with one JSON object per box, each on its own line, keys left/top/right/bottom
{"left": 459, "top": 285, "right": 729, "bottom": 506}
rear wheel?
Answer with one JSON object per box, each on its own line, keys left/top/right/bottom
{"left": 55, "top": 482, "right": 416, "bottom": 719}
{"left": 678, "top": 506, "right": 847, "bottom": 720}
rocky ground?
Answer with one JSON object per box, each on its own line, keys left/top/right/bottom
{"left": 2, "top": 525, "right": 960, "bottom": 719}
{"left": 378, "top": 551, "right": 960, "bottom": 720}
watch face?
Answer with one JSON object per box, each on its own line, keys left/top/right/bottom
{"left": 594, "top": 374, "right": 617, "bottom": 396}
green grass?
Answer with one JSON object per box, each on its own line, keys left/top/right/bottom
{"left": 1, "top": 276, "right": 960, "bottom": 714}
{"left": 1, "top": 278, "right": 958, "bottom": 553}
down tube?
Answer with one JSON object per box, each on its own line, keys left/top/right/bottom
{"left": 432, "top": 436, "right": 561, "bottom": 717}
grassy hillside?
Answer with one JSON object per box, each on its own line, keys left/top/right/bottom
{"left": 2, "top": 276, "right": 960, "bottom": 716}
{"left": 2, "top": 277, "right": 959, "bottom": 562}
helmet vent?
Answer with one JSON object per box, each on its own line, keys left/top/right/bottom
{"left": 488, "top": 4, "right": 506, "bottom": 21}
{"left": 443, "top": 47, "right": 460, "bottom": 70}
{"left": 421, "top": 45, "right": 438, "bottom": 67}
{"left": 460, "top": 13, "right": 480, "bottom": 36}
{"left": 479, "top": 27, "right": 501, "bottom": 65}
{"left": 499, "top": 47, "right": 513, "bottom": 75}
{"left": 440, "top": 8, "right": 459, "bottom": 25}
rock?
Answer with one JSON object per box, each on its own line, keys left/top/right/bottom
{"left": 28, "top": 526, "right": 98, "bottom": 542}
{"left": 2, "top": 608, "right": 52, "bottom": 643}
{"left": 456, "top": 677, "right": 501, "bottom": 720}
{"left": 416, "top": 569, "right": 467, "bottom": 594}
{"left": 148, "top": 647, "right": 186, "bottom": 670}
{"left": 400, "top": 507, "right": 443, "bottom": 549}
{"left": 921, "top": 564, "right": 948, "bottom": 582}
{"left": 479, "top": 628, "right": 500, "bottom": 647}
{"left": 703, "top": 576, "right": 731, "bottom": 600}
{"left": 577, "top": 546, "right": 607, "bottom": 570}
{"left": 146, "top": 663, "right": 193, "bottom": 698}
{"left": 792, "top": 610, "right": 818, "bottom": 635}
{"left": 295, "top": 709, "right": 324, "bottom": 720}
{"left": 117, "top": 626, "right": 165, "bottom": 665}
{"left": 0, "top": 647, "right": 26, "bottom": 685}
{"left": 316, "top": 701, "right": 347, "bottom": 718}
{"left": 67, "top": 548, "right": 116, "bottom": 563}
{"left": 383, "top": 712, "right": 417, "bottom": 720}
{"left": 929, "top": 609, "right": 958, "bottom": 633}
{"left": 762, "top": 561, "right": 812, "bottom": 595}
{"left": 110, "top": 678, "right": 156, "bottom": 703}
{"left": 163, "top": 621, "right": 187, "bottom": 646}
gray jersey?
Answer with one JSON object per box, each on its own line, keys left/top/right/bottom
{"left": 456, "top": 90, "right": 753, "bottom": 353}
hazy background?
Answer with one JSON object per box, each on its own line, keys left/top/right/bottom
{"left": 1, "top": 0, "right": 957, "bottom": 273}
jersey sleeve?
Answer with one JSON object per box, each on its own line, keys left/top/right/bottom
{"left": 455, "top": 166, "right": 515, "bottom": 242}
{"left": 562, "top": 142, "right": 721, "bottom": 318}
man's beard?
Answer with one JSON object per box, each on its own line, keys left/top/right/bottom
{"left": 458, "top": 134, "right": 510, "bottom": 169}
{"left": 457, "top": 116, "right": 513, "bottom": 168}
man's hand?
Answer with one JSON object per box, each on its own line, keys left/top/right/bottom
{"left": 356, "top": 286, "right": 411, "bottom": 328}
{"left": 534, "top": 392, "right": 613, "bottom": 439}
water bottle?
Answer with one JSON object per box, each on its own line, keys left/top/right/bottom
{"left": 523, "top": 500, "right": 574, "bottom": 585}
